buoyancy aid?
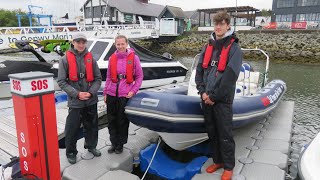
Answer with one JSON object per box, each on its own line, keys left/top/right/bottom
{"left": 110, "top": 52, "right": 134, "bottom": 83}
{"left": 66, "top": 50, "right": 94, "bottom": 82}
{"left": 202, "top": 38, "right": 235, "bottom": 72}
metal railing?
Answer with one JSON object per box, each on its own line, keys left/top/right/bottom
{"left": 0, "top": 22, "right": 156, "bottom": 35}
{"left": 241, "top": 48, "right": 270, "bottom": 87}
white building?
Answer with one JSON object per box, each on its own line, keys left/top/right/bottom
{"left": 82, "top": 0, "right": 165, "bottom": 25}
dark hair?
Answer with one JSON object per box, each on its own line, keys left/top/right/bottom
{"left": 115, "top": 35, "right": 128, "bottom": 43}
{"left": 213, "top": 11, "right": 231, "bottom": 25}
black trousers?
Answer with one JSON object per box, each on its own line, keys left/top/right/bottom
{"left": 65, "top": 103, "right": 98, "bottom": 156}
{"left": 107, "top": 95, "right": 129, "bottom": 147}
{"left": 202, "top": 102, "right": 235, "bottom": 170}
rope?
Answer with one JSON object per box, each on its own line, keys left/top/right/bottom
{"left": 141, "top": 137, "right": 162, "bottom": 180}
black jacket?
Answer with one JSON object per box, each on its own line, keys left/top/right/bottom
{"left": 195, "top": 30, "right": 243, "bottom": 104}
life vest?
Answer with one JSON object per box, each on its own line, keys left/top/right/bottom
{"left": 66, "top": 50, "right": 94, "bottom": 82}
{"left": 110, "top": 52, "right": 134, "bottom": 83}
{"left": 202, "top": 38, "right": 235, "bottom": 72}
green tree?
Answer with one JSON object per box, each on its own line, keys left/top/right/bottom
{"left": 261, "top": 9, "right": 272, "bottom": 22}
{"left": 0, "top": 9, "right": 35, "bottom": 27}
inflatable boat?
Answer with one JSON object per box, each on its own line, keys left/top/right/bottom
{"left": 126, "top": 49, "right": 287, "bottom": 150}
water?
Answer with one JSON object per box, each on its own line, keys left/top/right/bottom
{"left": 178, "top": 56, "right": 320, "bottom": 179}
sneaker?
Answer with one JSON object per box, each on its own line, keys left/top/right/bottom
{"left": 206, "top": 163, "right": 223, "bottom": 173}
{"left": 67, "top": 155, "right": 77, "bottom": 164}
{"left": 221, "top": 170, "right": 233, "bottom": 180}
{"left": 115, "top": 145, "right": 123, "bottom": 154}
{"left": 107, "top": 146, "right": 116, "bottom": 154}
{"left": 88, "top": 148, "right": 101, "bottom": 157}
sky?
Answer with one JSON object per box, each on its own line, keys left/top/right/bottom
{"left": 0, "top": 0, "right": 273, "bottom": 19}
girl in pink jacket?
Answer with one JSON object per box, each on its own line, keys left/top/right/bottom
{"left": 103, "top": 35, "right": 143, "bottom": 154}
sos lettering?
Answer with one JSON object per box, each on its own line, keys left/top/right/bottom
{"left": 12, "top": 80, "right": 21, "bottom": 91}
{"left": 31, "top": 80, "right": 48, "bottom": 91}
{"left": 20, "top": 132, "right": 29, "bottom": 171}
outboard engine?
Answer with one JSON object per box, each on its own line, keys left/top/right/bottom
{"left": 162, "top": 52, "right": 173, "bottom": 60}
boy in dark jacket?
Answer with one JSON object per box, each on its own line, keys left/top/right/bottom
{"left": 195, "top": 11, "right": 243, "bottom": 180}
{"left": 57, "top": 33, "right": 102, "bottom": 164}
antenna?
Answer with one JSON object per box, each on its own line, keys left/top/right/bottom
{"left": 101, "top": 0, "right": 109, "bottom": 25}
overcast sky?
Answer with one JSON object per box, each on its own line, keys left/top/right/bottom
{"left": 1, "top": 0, "right": 273, "bottom": 18}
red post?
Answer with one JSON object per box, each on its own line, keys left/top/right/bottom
{"left": 9, "top": 72, "right": 60, "bottom": 180}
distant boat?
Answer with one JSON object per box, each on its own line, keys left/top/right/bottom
{"left": 52, "top": 14, "right": 83, "bottom": 31}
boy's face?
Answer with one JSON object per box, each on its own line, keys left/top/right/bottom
{"left": 72, "top": 39, "right": 86, "bottom": 53}
{"left": 214, "top": 20, "right": 230, "bottom": 39}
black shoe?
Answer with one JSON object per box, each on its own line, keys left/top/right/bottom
{"left": 67, "top": 154, "right": 77, "bottom": 164}
{"left": 115, "top": 145, "right": 123, "bottom": 154}
{"left": 107, "top": 146, "right": 116, "bottom": 154}
{"left": 88, "top": 148, "right": 101, "bottom": 157}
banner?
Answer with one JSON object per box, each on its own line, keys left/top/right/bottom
{"left": 291, "top": 22, "right": 307, "bottom": 29}
{"left": 263, "top": 22, "right": 277, "bottom": 29}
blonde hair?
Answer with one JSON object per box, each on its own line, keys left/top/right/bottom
{"left": 115, "top": 35, "right": 128, "bottom": 43}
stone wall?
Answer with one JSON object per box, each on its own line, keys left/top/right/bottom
{"left": 136, "top": 31, "right": 320, "bottom": 64}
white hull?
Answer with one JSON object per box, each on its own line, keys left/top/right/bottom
{"left": 299, "top": 132, "right": 320, "bottom": 180}
{"left": 158, "top": 132, "right": 208, "bottom": 151}
{"left": 1, "top": 76, "right": 185, "bottom": 99}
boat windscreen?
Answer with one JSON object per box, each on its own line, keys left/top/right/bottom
{"left": 128, "top": 40, "right": 174, "bottom": 62}
{"left": 86, "top": 40, "right": 93, "bottom": 49}
{"left": 104, "top": 45, "right": 117, "bottom": 61}
{"left": 90, "top": 41, "right": 109, "bottom": 61}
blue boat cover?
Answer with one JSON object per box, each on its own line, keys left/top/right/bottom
{"left": 140, "top": 144, "right": 208, "bottom": 180}
{"left": 126, "top": 80, "right": 286, "bottom": 133}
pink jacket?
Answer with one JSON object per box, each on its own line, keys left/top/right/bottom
{"left": 103, "top": 49, "right": 143, "bottom": 97}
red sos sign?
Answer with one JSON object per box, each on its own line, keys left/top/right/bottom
{"left": 12, "top": 79, "right": 22, "bottom": 91}
{"left": 31, "top": 80, "right": 48, "bottom": 91}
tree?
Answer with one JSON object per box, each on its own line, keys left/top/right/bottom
{"left": 0, "top": 9, "right": 35, "bottom": 27}
{"left": 261, "top": 9, "right": 272, "bottom": 22}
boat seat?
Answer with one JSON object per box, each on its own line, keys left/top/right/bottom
{"left": 237, "top": 65, "right": 245, "bottom": 81}
{"left": 140, "top": 144, "right": 208, "bottom": 180}
{"left": 242, "top": 63, "right": 251, "bottom": 79}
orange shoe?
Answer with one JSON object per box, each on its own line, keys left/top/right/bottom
{"left": 221, "top": 170, "right": 233, "bottom": 180}
{"left": 206, "top": 163, "right": 223, "bottom": 173}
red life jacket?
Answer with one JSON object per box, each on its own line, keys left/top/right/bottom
{"left": 202, "top": 38, "right": 235, "bottom": 72}
{"left": 66, "top": 50, "right": 94, "bottom": 82}
{"left": 110, "top": 52, "right": 134, "bottom": 83}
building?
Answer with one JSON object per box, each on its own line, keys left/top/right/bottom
{"left": 82, "top": 0, "right": 164, "bottom": 25}
{"left": 184, "top": 11, "right": 203, "bottom": 27}
{"left": 272, "top": 0, "right": 320, "bottom": 23}
{"left": 197, "top": 6, "right": 260, "bottom": 31}
{"left": 158, "top": 6, "right": 186, "bottom": 34}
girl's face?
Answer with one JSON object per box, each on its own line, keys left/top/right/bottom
{"left": 115, "top": 38, "right": 128, "bottom": 52}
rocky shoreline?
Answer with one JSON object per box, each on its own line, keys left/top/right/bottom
{"left": 136, "top": 31, "right": 320, "bottom": 64}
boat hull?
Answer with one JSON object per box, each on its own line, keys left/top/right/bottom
{"left": 298, "top": 132, "right": 320, "bottom": 180}
{"left": 126, "top": 80, "right": 286, "bottom": 133}
{"left": 125, "top": 80, "right": 287, "bottom": 150}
